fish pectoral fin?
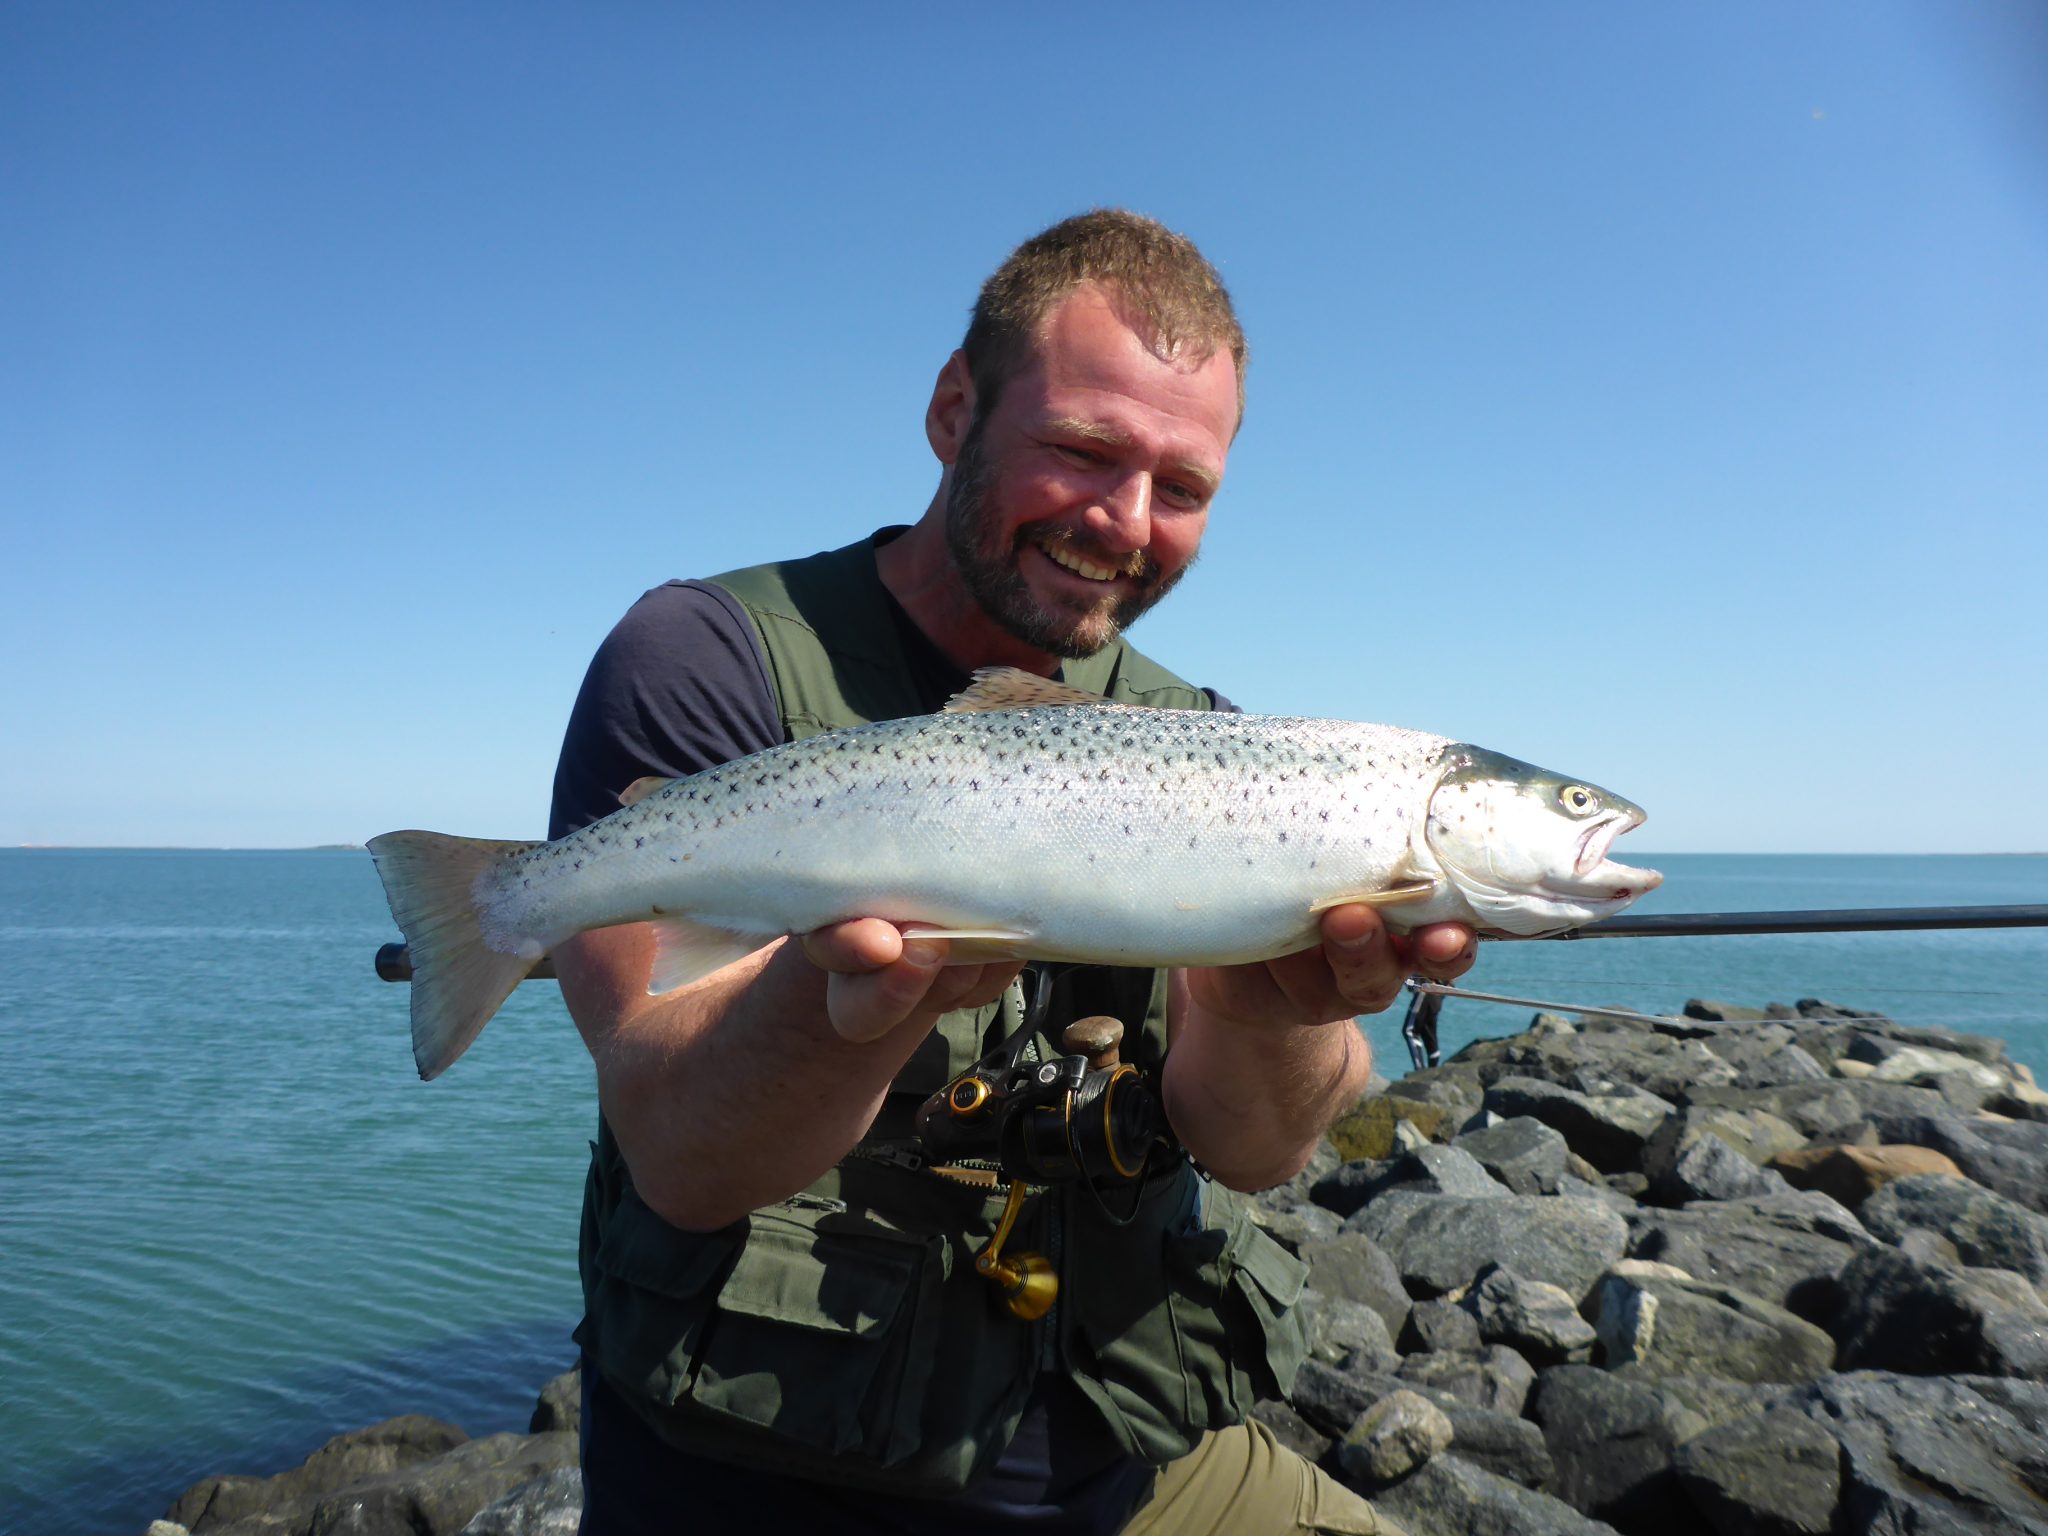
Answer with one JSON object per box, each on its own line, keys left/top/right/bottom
{"left": 942, "top": 668, "right": 1123, "bottom": 714}
{"left": 618, "top": 775, "right": 676, "bottom": 808}
{"left": 1309, "top": 880, "right": 1441, "bottom": 915}
{"left": 897, "top": 923, "right": 1037, "bottom": 963}
{"left": 646, "top": 916, "right": 777, "bottom": 995}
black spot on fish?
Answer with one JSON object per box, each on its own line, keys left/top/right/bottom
{"left": 813, "top": 797, "right": 823, "bottom": 809}
{"left": 1278, "top": 831, "right": 1288, "bottom": 843}
{"left": 634, "top": 836, "right": 645, "bottom": 848}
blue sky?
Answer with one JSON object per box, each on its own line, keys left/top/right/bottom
{"left": 5, "top": 3, "right": 2044, "bottom": 852}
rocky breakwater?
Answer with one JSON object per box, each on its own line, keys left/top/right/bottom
{"left": 150, "top": 1000, "right": 2048, "bottom": 1536}
{"left": 1253, "top": 998, "right": 2048, "bottom": 1536}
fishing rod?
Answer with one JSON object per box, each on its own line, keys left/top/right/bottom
{"left": 371, "top": 904, "right": 2048, "bottom": 985}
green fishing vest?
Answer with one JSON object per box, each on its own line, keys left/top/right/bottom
{"left": 574, "top": 532, "right": 1310, "bottom": 1495}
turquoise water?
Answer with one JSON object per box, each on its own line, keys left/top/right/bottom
{"left": 2, "top": 849, "right": 2044, "bottom": 1533}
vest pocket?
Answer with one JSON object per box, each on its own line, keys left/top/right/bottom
{"left": 1064, "top": 1172, "right": 1311, "bottom": 1464}
{"left": 586, "top": 1186, "right": 948, "bottom": 1466}
{"left": 690, "top": 1203, "right": 946, "bottom": 1462}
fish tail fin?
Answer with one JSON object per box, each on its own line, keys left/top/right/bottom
{"left": 367, "top": 830, "right": 544, "bottom": 1080}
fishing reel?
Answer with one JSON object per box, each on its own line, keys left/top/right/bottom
{"left": 912, "top": 964, "right": 1178, "bottom": 1320}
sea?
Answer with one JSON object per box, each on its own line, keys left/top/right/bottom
{"left": 2, "top": 847, "right": 2044, "bottom": 1534}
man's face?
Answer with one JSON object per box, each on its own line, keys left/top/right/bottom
{"left": 944, "top": 285, "right": 1239, "bottom": 659}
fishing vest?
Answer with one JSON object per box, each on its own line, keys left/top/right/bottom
{"left": 574, "top": 533, "right": 1310, "bottom": 1495}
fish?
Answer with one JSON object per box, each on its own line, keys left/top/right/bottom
{"left": 369, "top": 668, "right": 1660, "bottom": 1078}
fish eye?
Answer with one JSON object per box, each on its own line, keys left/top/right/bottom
{"left": 1559, "top": 785, "right": 1599, "bottom": 816}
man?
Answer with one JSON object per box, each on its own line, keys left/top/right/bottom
{"left": 550, "top": 211, "right": 1477, "bottom": 1534}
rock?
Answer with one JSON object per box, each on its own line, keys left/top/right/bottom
{"left": 458, "top": 1467, "right": 582, "bottom": 1536}
{"left": 1528, "top": 1364, "right": 1711, "bottom": 1533}
{"left": 146, "top": 1525, "right": 190, "bottom": 1536}
{"left": 1308, "top": 1158, "right": 1393, "bottom": 1219}
{"left": 1831, "top": 1243, "right": 2048, "bottom": 1378}
{"left": 1462, "top": 1265, "right": 1597, "bottom": 1365}
{"left": 527, "top": 1371, "right": 580, "bottom": 1437}
{"left": 1867, "top": 1111, "right": 2048, "bottom": 1215}
{"left": 1385, "top": 1069, "right": 1488, "bottom": 1130}
{"left": 1250, "top": 1199, "right": 1344, "bottom": 1252}
{"left": 1290, "top": 1357, "right": 1393, "bottom": 1439}
{"left": 166, "top": 1416, "right": 471, "bottom": 1531}
{"left": 1393, "top": 1117, "right": 1433, "bottom": 1153}
{"left": 1298, "top": 1287, "right": 1401, "bottom": 1369}
{"left": 1641, "top": 1106, "right": 1805, "bottom": 1189}
{"left": 1625, "top": 1193, "right": 1872, "bottom": 1315}
{"left": 1398, "top": 1298, "right": 1484, "bottom": 1356}
{"left": 1858, "top": 1172, "right": 2048, "bottom": 1283}
{"left": 1427, "top": 1405, "right": 1553, "bottom": 1489}
{"left": 1454, "top": 1117, "right": 1569, "bottom": 1196}
{"left": 1395, "top": 1345, "right": 1537, "bottom": 1416}
{"left": 1765, "top": 1143, "right": 1965, "bottom": 1209}
{"left": 1482, "top": 1077, "right": 1677, "bottom": 1174}
{"left": 1587, "top": 1268, "right": 1836, "bottom": 1383}
{"left": 1781, "top": 1373, "right": 2048, "bottom": 1534}
{"left": 1337, "top": 1390, "right": 1454, "bottom": 1486}
{"left": 1349, "top": 1191, "right": 1629, "bottom": 1303}
{"left": 1685, "top": 1000, "right": 1770, "bottom": 1023}
{"left": 1669, "top": 1407, "right": 1841, "bottom": 1536}
{"left": 1651, "top": 1132, "right": 1792, "bottom": 1206}
{"left": 1297, "top": 1232, "right": 1412, "bottom": 1342}
{"left": 1735, "top": 1045, "right": 1831, "bottom": 1090}
{"left": 1328, "top": 1096, "right": 1452, "bottom": 1161}
{"left": 180, "top": 1430, "right": 579, "bottom": 1536}
{"left": 1350, "top": 1144, "right": 1512, "bottom": 1204}
{"left": 1363, "top": 1453, "right": 1624, "bottom": 1536}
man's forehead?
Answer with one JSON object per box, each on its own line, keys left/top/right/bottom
{"left": 1011, "top": 288, "right": 1240, "bottom": 451}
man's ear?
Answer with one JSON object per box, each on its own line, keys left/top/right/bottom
{"left": 925, "top": 351, "right": 976, "bottom": 466}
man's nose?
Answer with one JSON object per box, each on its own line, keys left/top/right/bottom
{"left": 1085, "top": 472, "right": 1151, "bottom": 552}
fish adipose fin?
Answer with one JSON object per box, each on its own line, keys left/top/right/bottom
{"left": 618, "top": 775, "right": 675, "bottom": 808}
{"left": 647, "top": 916, "right": 777, "bottom": 995}
{"left": 367, "top": 831, "right": 544, "bottom": 1080}
{"left": 943, "top": 668, "right": 1123, "bottom": 714}
{"left": 1309, "top": 880, "right": 1439, "bottom": 915}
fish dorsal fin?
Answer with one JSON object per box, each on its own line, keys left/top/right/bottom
{"left": 618, "top": 776, "right": 674, "bottom": 808}
{"left": 942, "top": 667, "right": 1126, "bottom": 714}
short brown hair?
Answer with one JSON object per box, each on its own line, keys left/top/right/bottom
{"left": 963, "top": 209, "right": 1246, "bottom": 427}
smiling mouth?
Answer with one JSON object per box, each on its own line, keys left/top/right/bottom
{"left": 1031, "top": 530, "right": 1143, "bottom": 585}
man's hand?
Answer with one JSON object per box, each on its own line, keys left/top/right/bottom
{"left": 1165, "top": 906, "right": 1478, "bottom": 1191}
{"left": 1183, "top": 905, "right": 1478, "bottom": 1035}
{"left": 799, "top": 919, "right": 1026, "bottom": 1043}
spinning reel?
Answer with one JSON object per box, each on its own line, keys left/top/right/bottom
{"left": 912, "top": 963, "right": 1177, "bottom": 1320}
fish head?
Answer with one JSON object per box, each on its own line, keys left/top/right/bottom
{"left": 1421, "top": 746, "right": 1662, "bottom": 936}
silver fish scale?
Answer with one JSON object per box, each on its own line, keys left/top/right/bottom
{"left": 483, "top": 706, "right": 1455, "bottom": 968}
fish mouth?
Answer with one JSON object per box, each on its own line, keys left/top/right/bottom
{"left": 1558, "top": 809, "right": 1661, "bottom": 901}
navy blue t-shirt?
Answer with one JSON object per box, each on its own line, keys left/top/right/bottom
{"left": 550, "top": 574, "right": 1238, "bottom": 1534}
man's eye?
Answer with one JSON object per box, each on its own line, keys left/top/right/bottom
{"left": 1159, "top": 481, "right": 1201, "bottom": 506}
{"left": 1057, "top": 445, "right": 1104, "bottom": 465}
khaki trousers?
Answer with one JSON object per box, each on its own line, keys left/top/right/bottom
{"left": 1119, "top": 1420, "right": 1402, "bottom": 1536}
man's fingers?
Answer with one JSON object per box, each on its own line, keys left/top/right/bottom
{"left": 1403, "top": 922, "right": 1479, "bottom": 980}
{"left": 799, "top": 917, "right": 911, "bottom": 975}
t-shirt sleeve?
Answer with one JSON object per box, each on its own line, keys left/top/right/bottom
{"left": 548, "top": 581, "right": 785, "bottom": 839}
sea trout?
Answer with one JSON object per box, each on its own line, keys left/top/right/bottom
{"left": 370, "top": 669, "right": 1660, "bottom": 1078}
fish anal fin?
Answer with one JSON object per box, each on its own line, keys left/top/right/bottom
{"left": 619, "top": 775, "right": 675, "bottom": 808}
{"left": 647, "top": 916, "right": 775, "bottom": 995}
{"left": 1309, "top": 880, "right": 1440, "bottom": 916}
{"left": 898, "top": 923, "right": 1037, "bottom": 963}
{"left": 943, "top": 668, "right": 1123, "bottom": 714}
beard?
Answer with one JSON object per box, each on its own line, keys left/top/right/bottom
{"left": 942, "top": 419, "right": 1192, "bottom": 659}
